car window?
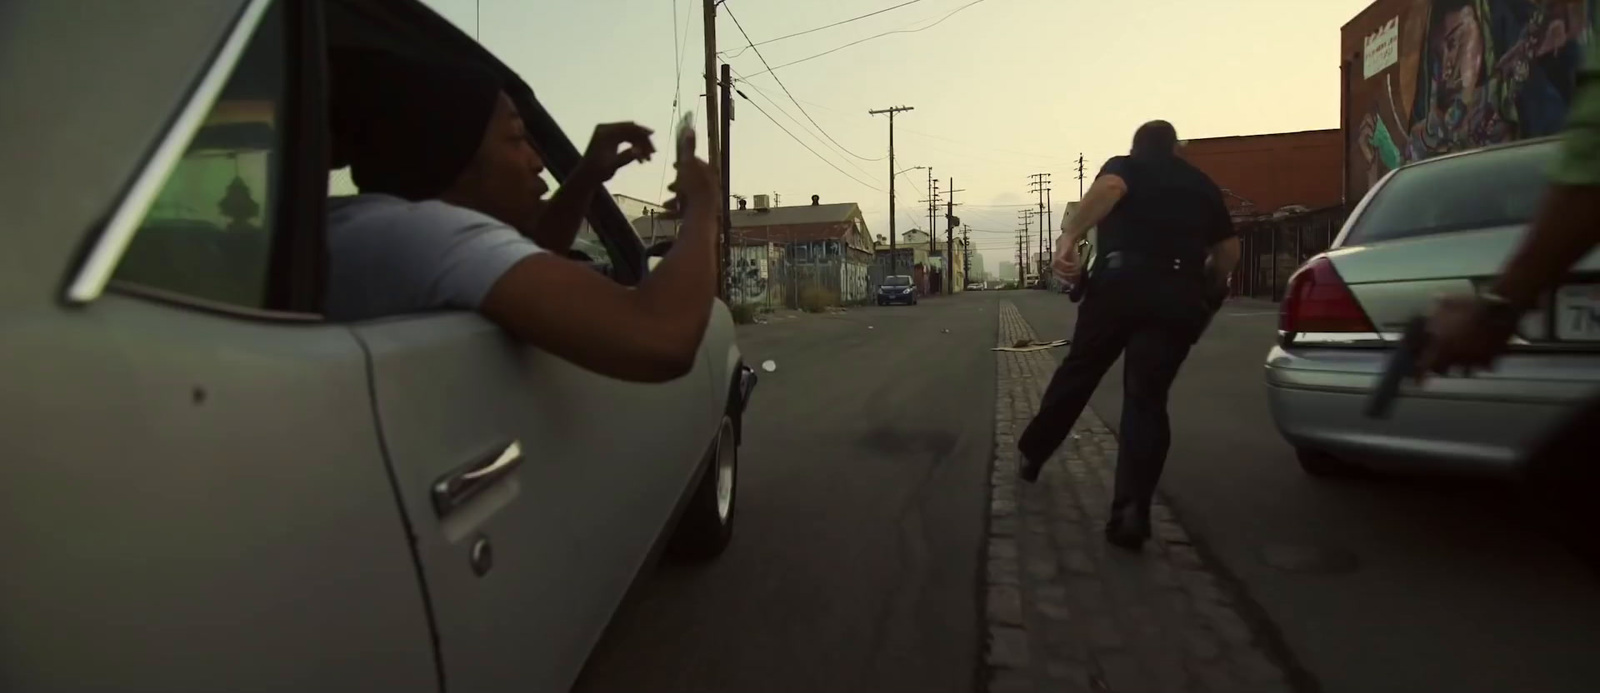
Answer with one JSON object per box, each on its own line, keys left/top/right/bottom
{"left": 574, "top": 212, "right": 617, "bottom": 270}
{"left": 884, "top": 276, "right": 911, "bottom": 286}
{"left": 111, "top": 2, "right": 286, "bottom": 309}
{"left": 1344, "top": 141, "right": 1557, "bottom": 246}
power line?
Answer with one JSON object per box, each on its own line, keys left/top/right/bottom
{"left": 729, "top": 67, "right": 881, "bottom": 178}
{"left": 743, "top": 0, "right": 995, "bottom": 79}
{"left": 734, "top": 89, "right": 886, "bottom": 193}
{"left": 720, "top": 0, "right": 929, "bottom": 59}
{"left": 723, "top": 3, "right": 885, "bottom": 162}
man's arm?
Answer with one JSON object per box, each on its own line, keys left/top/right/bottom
{"left": 1058, "top": 174, "right": 1127, "bottom": 247}
{"left": 479, "top": 157, "right": 718, "bottom": 383}
{"left": 524, "top": 166, "right": 603, "bottom": 253}
{"left": 1204, "top": 191, "right": 1241, "bottom": 287}
{"left": 524, "top": 122, "right": 658, "bottom": 253}
{"left": 1489, "top": 185, "right": 1600, "bottom": 308}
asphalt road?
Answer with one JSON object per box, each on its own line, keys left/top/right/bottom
{"left": 1010, "top": 290, "right": 1600, "bottom": 693}
{"left": 574, "top": 293, "right": 1002, "bottom": 693}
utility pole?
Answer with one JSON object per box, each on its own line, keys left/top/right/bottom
{"left": 1030, "top": 173, "right": 1051, "bottom": 283}
{"left": 702, "top": 0, "right": 722, "bottom": 295}
{"left": 962, "top": 225, "right": 971, "bottom": 281}
{"left": 944, "top": 177, "right": 964, "bottom": 294}
{"left": 1076, "top": 153, "right": 1086, "bottom": 199}
{"left": 719, "top": 62, "right": 733, "bottom": 300}
{"left": 1018, "top": 209, "right": 1033, "bottom": 287}
{"left": 869, "top": 106, "right": 914, "bottom": 275}
{"left": 1015, "top": 227, "right": 1025, "bottom": 286}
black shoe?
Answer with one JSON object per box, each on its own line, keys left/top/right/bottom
{"left": 1104, "top": 504, "right": 1150, "bottom": 550}
{"left": 1019, "top": 456, "right": 1044, "bottom": 483}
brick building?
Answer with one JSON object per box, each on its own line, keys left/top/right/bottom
{"left": 1178, "top": 130, "right": 1345, "bottom": 300}
{"left": 1179, "top": 129, "right": 1343, "bottom": 218}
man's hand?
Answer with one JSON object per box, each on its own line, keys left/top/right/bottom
{"left": 1052, "top": 240, "right": 1081, "bottom": 283}
{"left": 1415, "top": 294, "right": 1521, "bottom": 380}
{"left": 575, "top": 122, "right": 657, "bottom": 183}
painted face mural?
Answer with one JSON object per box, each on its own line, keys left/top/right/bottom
{"left": 1352, "top": 0, "right": 1594, "bottom": 196}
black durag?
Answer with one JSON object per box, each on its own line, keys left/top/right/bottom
{"left": 328, "top": 48, "right": 502, "bottom": 201}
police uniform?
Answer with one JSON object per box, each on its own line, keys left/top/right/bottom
{"left": 1018, "top": 152, "right": 1235, "bottom": 543}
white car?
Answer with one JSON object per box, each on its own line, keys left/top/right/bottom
{"left": 1, "top": 1, "right": 755, "bottom": 690}
{"left": 1266, "top": 138, "right": 1600, "bottom": 477}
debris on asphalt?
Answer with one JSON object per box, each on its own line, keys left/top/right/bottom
{"left": 761, "top": 360, "right": 777, "bottom": 373}
{"left": 991, "top": 338, "right": 1070, "bottom": 353}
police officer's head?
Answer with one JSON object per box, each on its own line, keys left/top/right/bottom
{"left": 1130, "top": 120, "right": 1179, "bottom": 159}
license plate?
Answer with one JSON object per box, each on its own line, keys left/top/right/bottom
{"left": 1554, "top": 283, "right": 1600, "bottom": 341}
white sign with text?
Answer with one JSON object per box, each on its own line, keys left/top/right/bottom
{"left": 1364, "top": 17, "right": 1399, "bottom": 79}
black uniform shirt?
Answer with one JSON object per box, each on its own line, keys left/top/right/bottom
{"left": 1094, "top": 154, "right": 1236, "bottom": 265}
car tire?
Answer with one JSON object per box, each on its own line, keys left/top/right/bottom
{"left": 1296, "top": 446, "right": 1360, "bottom": 477}
{"left": 667, "top": 408, "right": 739, "bottom": 562}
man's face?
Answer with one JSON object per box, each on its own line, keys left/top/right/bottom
{"left": 453, "top": 92, "right": 550, "bottom": 228}
{"left": 1440, "top": 6, "right": 1484, "bottom": 97}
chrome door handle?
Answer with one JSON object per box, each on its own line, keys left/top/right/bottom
{"left": 432, "top": 441, "right": 524, "bottom": 517}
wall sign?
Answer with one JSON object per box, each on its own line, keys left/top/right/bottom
{"left": 1364, "top": 16, "right": 1400, "bottom": 79}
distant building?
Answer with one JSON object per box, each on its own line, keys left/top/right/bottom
{"left": 998, "top": 261, "right": 1015, "bottom": 284}
{"left": 729, "top": 194, "right": 875, "bottom": 307}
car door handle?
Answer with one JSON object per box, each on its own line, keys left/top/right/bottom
{"left": 432, "top": 441, "right": 524, "bottom": 517}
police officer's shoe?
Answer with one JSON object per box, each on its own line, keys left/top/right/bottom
{"left": 1104, "top": 505, "right": 1151, "bottom": 551}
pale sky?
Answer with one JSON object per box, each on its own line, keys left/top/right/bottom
{"left": 421, "top": 0, "right": 1370, "bottom": 275}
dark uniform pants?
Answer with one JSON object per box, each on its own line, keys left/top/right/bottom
{"left": 1019, "top": 265, "right": 1211, "bottom": 520}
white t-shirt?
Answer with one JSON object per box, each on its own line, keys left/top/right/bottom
{"left": 324, "top": 194, "right": 544, "bottom": 321}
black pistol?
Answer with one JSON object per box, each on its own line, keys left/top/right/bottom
{"left": 1364, "top": 316, "right": 1430, "bottom": 420}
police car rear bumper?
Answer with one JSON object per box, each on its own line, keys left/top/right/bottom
{"left": 1263, "top": 344, "right": 1600, "bottom": 477}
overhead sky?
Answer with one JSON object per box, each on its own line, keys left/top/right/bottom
{"left": 421, "top": 0, "right": 1370, "bottom": 275}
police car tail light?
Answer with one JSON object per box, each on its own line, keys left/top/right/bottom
{"left": 1280, "top": 257, "right": 1374, "bottom": 333}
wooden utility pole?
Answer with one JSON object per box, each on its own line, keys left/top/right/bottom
{"left": 702, "top": 0, "right": 720, "bottom": 168}
{"left": 1030, "top": 173, "right": 1051, "bottom": 282}
{"left": 944, "top": 177, "right": 964, "bottom": 294}
{"left": 869, "top": 106, "right": 914, "bottom": 274}
{"left": 719, "top": 62, "right": 733, "bottom": 300}
{"left": 703, "top": 0, "right": 722, "bottom": 295}
{"left": 1076, "top": 153, "right": 1086, "bottom": 198}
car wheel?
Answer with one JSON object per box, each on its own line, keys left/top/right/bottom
{"left": 668, "top": 410, "right": 738, "bottom": 562}
{"left": 1296, "top": 446, "right": 1360, "bottom": 477}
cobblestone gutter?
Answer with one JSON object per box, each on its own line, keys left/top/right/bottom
{"left": 985, "top": 301, "right": 1300, "bottom": 693}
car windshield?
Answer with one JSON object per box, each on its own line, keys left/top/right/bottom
{"left": 1344, "top": 140, "right": 1557, "bottom": 245}
{"left": 884, "top": 276, "right": 911, "bottom": 286}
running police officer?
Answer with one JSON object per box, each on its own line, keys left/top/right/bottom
{"left": 1018, "top": 120, "right": 1241, "bottom": 550}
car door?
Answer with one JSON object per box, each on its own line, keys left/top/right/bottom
{"left": 0, "top": 1, "right": 437, "bottom": 690}
{"left": 343, "top": 205, "right": 719, "bottom": 690}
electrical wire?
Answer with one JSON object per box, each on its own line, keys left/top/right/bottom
{"left": 730, "top": 67, "right": 881, "bottom": 180}
{"left": 734, "top": 89, "right": 886, "bottom": 193}
{"left": 723, "top": 3, "right": 886, "bottom": 162}
{"left": 720, "top": 0, "right": 927, "bottom": 59}
{"left": 742, "top": 0, "right": 995, "bottom": 79}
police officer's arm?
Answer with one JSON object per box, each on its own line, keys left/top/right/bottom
{"left": 1060, "top": 173, "right": 1127, "bottom": 246}
{"left": 1204, "top": 189, "right": 1241, "bottom": 288}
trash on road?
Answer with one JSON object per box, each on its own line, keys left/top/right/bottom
{"left": 991, "top": 338, "right": 1070, "bottom": 352}
{"left": 761, "top": 360, "right": 777, "bottom": 373}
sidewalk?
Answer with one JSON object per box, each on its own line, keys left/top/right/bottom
{"left": 984, "top": 302, "right": 1301, "bottom": 693}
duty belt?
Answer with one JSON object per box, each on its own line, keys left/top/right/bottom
{"left": 1098, "top": 251, "right": 1202, "bottom": 275}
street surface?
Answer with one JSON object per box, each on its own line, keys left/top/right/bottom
{"left": 577, "top": 290, "right": 1600, "bottom": 693}
{"left": 1011, "top": 290, "right": 1600, "bottom": 693}
{"left": 575, "top": 295, "right": 998, "bottom": 693}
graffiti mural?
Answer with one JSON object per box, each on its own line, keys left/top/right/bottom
{"left": 1347, "top": 0, "right": 1597, "bottom": 198}
{"left": 729, "top": 245, "right": 775, "bottom": 306}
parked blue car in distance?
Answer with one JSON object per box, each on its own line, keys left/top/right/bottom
{"left": 876, "top": 275, "right": 918, "bottom": 306}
